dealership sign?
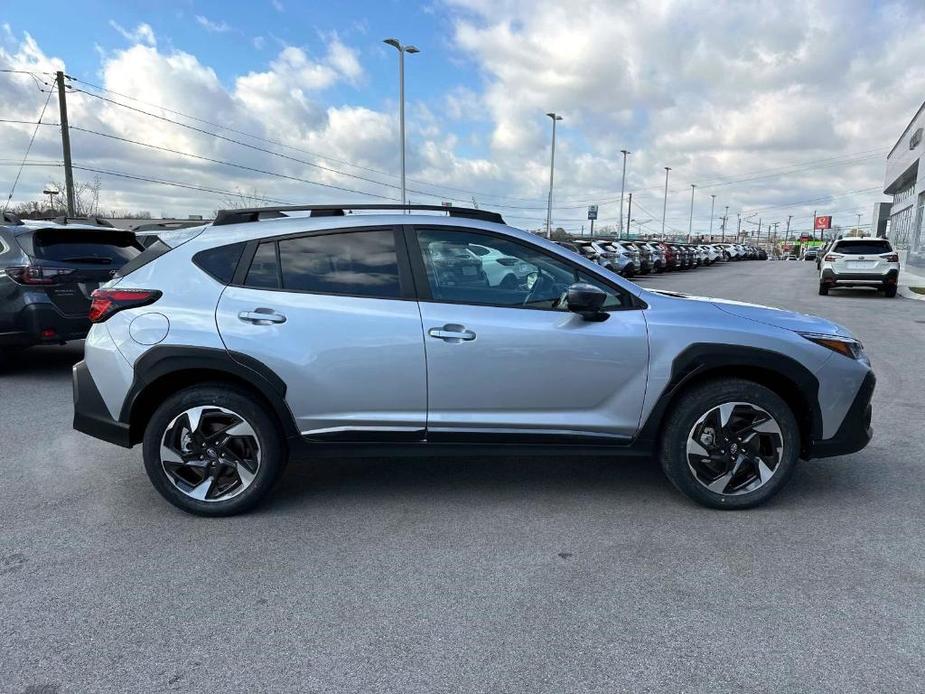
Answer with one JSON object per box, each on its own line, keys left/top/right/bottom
{"left": 814, "top": 215, "right": 832, "bottom": 230}
{"left": 587, "top": 205, "right": 598, "bottom": 220}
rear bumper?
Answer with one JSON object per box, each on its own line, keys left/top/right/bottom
{"left": 0, "top": 304, "right": 90, "bottom": 347}
{"left": 73, "top": 360, "right": 132, "bottom": 447}
{"left": 821, "top": 268, "right": 899, "bottom": 285}
{"left": 804, "top": 372, "right": 875, "bottom": 459}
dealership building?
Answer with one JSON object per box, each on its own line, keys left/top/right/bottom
{"left": 884, "top": 100, "right": 925, "bottom": 268}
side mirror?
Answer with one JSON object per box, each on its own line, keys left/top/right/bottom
{"left": 566, "top": 283, "right": 608, "bottom": 321}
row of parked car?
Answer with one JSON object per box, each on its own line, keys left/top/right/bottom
{"left": 554, "top": 238, "right": 768, "bottom": 277}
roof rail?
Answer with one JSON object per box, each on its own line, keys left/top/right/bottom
{"left": 1, "top": 211, "right": 23, "bottom": 226}
{"left": 52, "top": 215, "right": 115, "bottom": 228}
{"left": 212, "top": 204, "right": 505, "bottom": 227}
{"left": 132, "top": 221, "right": 208, "bottom": 233}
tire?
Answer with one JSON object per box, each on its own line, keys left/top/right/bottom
{"left": 142, "top": 384, "right": 287, "bottom": 516}
{"left": 883, "top": 285, "right": 897, "bottom": 298}
{"left": 818, "top": 283, "right": 829, "bottom": 295}
{"left": 659, "top": 379, "right": 800, "bottom": 510}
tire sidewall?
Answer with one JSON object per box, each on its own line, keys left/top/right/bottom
{"left": 660, "top": 379, "right": 800, "bottom": 510}
{"left": 142, "top": 385, "right": 286, "bottom": 516}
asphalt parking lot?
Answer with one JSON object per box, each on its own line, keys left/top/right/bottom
{"left": 1, "top": 259, "right": 923, "bottom": 693}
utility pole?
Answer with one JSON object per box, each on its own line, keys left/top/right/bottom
{"left": 544, "top": 112, "right": 563, "bottom": 236}
{"left": 688, "top": 184, "right": 696, "bottom": 241}
{"left": 661, "top": 167, "right": 671, "bottom": 235}
{"left": 737, "top": 212, "right": 741, "bottom": 239}
{"left": 618, "top": 149, "right": 630, "bottom": 237}
{"left": 55, "top": 71, "right": 76, "bottom": 217}
{"left": 722, "top": 205, "right": 729, "bottom": 242}
{"left": 708, "top": 194, "right": 716, "bottom": 240}
{"left": 785, "top": 215, "right": 792, "bottom": 241}
{"left": 812, "top": 209, "right": 817, "bottom": 242}
{"left": 626, "top": 192, "right": 632, "bottom": 240}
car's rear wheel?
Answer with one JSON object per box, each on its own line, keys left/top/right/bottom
{"left": 883, "top": 285, "right": 897, "bottom": 298}
{"left": 818, "top": 283, "right": 829, "bottom": 295}
{"left": 660, "top": 379, "right": 799, "bottom": 509}
{"left": 142, "top": 385, "right": 287, "bottom": 516}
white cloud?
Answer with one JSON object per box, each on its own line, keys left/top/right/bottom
{"left": 109, "top": 21, "right": 156, "bottom": 46}
{"left": 253, "top": 36, "right": 266, "bottom": 50}
{"left": 195, "top": 15, "right": 232, "bottom": 33}
{"left": 271, "top": 0, "right": 285, "bottom": 11}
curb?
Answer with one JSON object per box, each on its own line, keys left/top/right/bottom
{"left": 898, "top": 285, "right": 925, "bottom": 301}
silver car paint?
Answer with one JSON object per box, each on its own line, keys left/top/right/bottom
{"left": 84, "top": 212, "right": 871, "bottom": 446}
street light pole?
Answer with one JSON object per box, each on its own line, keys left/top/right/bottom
{"left": 688, "top": 184, "right": 696, "bottom": 241}
{"left": 383, "top": 38, "right": 420, "bottom": 209}
{"left": 618, "top": 149, "right": 630, "bottom": 237}
{"left": 708, "top": 194, "right": 716, "bottom": 240}
{"left": 545, "top": 112, "right": 563, "bottom": 236}
{"left": 722, "top": 205, "right": 729, "bottom": 242}
{"left": 661, "top": 167, "right": 671, "bottom": 236}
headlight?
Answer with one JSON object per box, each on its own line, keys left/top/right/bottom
{"left": 800, "top": 332, "right": 866, "bottom": 360}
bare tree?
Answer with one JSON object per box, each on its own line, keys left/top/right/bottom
{"left": 213, "top": 187, "right": 270, "bottom": 216}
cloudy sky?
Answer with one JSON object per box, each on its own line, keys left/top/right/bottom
{"left": 1, "top": 0, "right": 924, "bottom": 235}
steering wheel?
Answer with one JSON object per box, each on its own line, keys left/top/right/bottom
{"left": 524, "top": 268, "right": 568, "bottom": 307}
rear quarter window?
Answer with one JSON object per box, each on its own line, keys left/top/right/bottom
{"left": 116, "top": 239, "right": 171, "bottom": 278}
{"left": 192, "top": 242, "right": 246, "bottom": 284}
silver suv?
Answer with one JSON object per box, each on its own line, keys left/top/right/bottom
{"left": 72, "top": 205, "right": 875, "bottom": 516}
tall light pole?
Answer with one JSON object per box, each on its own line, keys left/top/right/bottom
{"left": 383, "top": 38, "right": 420, "bottom": 208}
{"left": 688, "top": 184, "right": 696, "bottom": 241}
{"left": 545, "top": 112, "right": 563, "bottom": 236}
{"left": 722, "top": 205, "right": 729, "bottom": 242}
{"left": 661, "top": 167, "right": 671, "bottom": 236}
{"left": 618, "top": 149, "right": 630, "bottom": 237}
{"left": 708, "top": 194, "right": 716, "bottom": 240}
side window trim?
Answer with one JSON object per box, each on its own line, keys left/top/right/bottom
{"left": 403, "top": 224, "right": 644, "bottom": 311}
{"left": 232, "top": 225, "right": 413, "bottom": 300}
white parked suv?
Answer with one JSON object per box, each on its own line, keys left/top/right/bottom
{"left": 818, "top": 238, "right": 900, "bottom": 297}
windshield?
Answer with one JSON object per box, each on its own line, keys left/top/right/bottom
{"left": 833, "top": 240, "right": 892, "bottom": 255}
{"left": 28, "top": 229, "right": 142, "bottom": 265}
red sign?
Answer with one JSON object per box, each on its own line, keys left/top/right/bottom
{"left": 814, "top": 215, "right": 832, "bottom": 230}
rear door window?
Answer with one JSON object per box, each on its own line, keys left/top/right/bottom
{"left": 28, "top": 230, "right": 141, "bottom": 265}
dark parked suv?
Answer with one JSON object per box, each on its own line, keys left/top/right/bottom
{"left": 0, "top": 214, "right": 141, "bottom": 358}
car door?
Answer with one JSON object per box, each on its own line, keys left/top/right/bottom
{"left": 216, "top": 225, "right": 427, "bottom": 440}
{"left": 408, "top": 226, "right": 649, "bottom": 442}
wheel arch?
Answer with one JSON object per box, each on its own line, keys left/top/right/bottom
{"left": 120, "top": 346, "right": 299, "bottom": 446}
{"left": 636, "top": 344, "right": 822, "bottom": 457}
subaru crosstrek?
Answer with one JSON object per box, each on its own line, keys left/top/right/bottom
{"left": 818, "top": 237, "right": 900, "bottom": 297}
{"left": 72, "top": 205, "right": 875, "bottom": 516}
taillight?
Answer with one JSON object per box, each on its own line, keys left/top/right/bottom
{"left": 88, "top": 288, "right": 162, "bottom": 323}
{"left": 824, "top": 253, "right": 843, "bottom": 262}
{"left": 5, "top": 265, "right": 76, "bottom": 285}
{"left": 884, "top": 253, "right": 899, "bottom": 262}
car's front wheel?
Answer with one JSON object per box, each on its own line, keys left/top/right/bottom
{"left": 660, "top": 379, "right": 800, "bottom": 510}
{"left": 142, "top": 384, "right": 287, "bottom": 516}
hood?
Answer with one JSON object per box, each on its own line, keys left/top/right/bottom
{"left": 648, "top": 290, "right": 855, "bottom": 338}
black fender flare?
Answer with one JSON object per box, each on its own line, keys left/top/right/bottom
{"left": 119, "top": 345, "right": 299, "bottom": 444}
{"left": 634, "top": 343, "right": 822, "bottom": 452}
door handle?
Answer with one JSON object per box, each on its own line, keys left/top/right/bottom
{"left": 238, "top": 308, "right": 287, "bottom": 325}
{"left": 428, "top": 324, "right": 476, "bottom": 342}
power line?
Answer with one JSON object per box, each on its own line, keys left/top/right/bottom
{"left": 69, "top": 125, "right": 400, "bottom": 201}
{"left": 3, "top": 86, "right": 54, "bottom": 211}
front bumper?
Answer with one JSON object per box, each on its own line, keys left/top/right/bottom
{"left": 73, "top": 360, "right": 132, "bottom": 447}
{"left": 0, "top": 304, "right": 90, "bottom": 347}
{"left": 804, "top": 372, "right": 875, "bottom": 459}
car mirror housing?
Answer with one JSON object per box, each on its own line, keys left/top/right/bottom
{"left": 566, "top": 282, "right": 608, "bottom": 321}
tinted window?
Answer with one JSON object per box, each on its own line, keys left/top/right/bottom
{"left": 116, "top": 239, "right": 171, "bottom": 278}
{"left": 29, "top": 230, "right": 141, "bottom": 265}
{"left": 278, "top": 230, "right": 401, "bottom": 298}
{"left": 833, "top": 240, "right": 893, "bottom": 255}
{"left": 193, "top": 242, "right": 245, "bottom": 284}
{"left": 416, "top": 228, "right": 626, "bottom": 310}
{"left": 245, "top": 241, "right": 280, "bottom": 288}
